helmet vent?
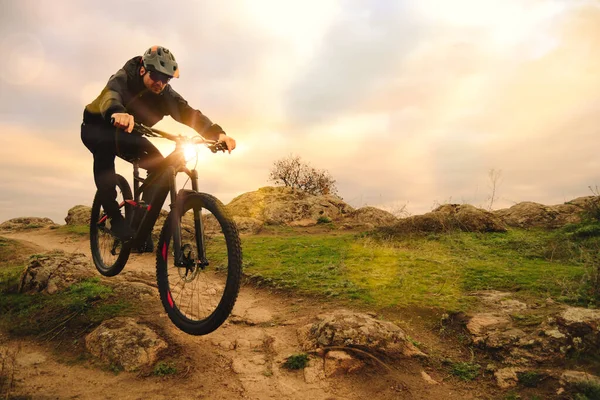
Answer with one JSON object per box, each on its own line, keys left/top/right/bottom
{"left": 160, "top": 61, "right": 166, "bottom": 67}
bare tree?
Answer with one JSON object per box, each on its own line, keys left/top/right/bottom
{"left": 486, "top": 168, "right": 502, "bottom": 211}
{"left": 269, "top": 154, "right": 338, "bottom": 196}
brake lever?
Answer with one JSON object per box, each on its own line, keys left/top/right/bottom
{"left": 208, "top": 142, "right": 228, "bottom": 153}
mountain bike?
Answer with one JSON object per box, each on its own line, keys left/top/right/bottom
{"left": 89, "top": 122, "right": 242, "bottom": 335}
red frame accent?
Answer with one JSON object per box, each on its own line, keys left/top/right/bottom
{"left": 98, "top": 215, "right": 108, "bottom": 224}
{"left": 162, "top": 243, "right": 168, "bottom": 261}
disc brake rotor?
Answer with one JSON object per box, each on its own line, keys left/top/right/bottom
{"left": 178, "top": 243, "right": 199, "bottom": 282}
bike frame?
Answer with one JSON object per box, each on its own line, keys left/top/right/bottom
{"left": 124, "top": 134, "right": 208, "bottom": 268}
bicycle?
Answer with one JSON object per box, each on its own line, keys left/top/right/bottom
{"left": 89, "top": 122, "right": 242, "bottom": 336}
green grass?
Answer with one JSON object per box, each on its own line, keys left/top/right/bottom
{"left": 449, "top": 361, "right": 480, "bottom": 381}
{"left": 282, "top": 353, "right": 309, "bottom": 370}
{"left": 241, "top": 227, "right": 596, "bottom": 312}
{"left": 153, "top": 362, "right": 178, "bottom": 376}
{"left": 0, "top": 276, "right": 133, "bottom": 336}
{"left": 56, "top": 224, "right": 89, "bottom": 236}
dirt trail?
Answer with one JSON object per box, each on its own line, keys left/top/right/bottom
{"left": 2, "top": 229, "right": 483, "bottom": 400}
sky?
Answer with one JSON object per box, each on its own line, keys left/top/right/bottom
{"left": 1, "top": 0, "right": 599, "bottom": 224}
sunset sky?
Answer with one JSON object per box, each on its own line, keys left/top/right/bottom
{"left": 1, "top": 0, "right": 599, "bottom": 224}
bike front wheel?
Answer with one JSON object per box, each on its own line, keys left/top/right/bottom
{"left": 89, "top": 174, "right": 133, "bottom": 277}
{"left": 156, "top": 193, "right": 242, "bottom": 335}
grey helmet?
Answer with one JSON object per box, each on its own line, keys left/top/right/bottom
{"left": 142, "top": 45, "right": 180, "bottom": 78}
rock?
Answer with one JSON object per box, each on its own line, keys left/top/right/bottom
{"left": 495, "top": 368, "right": 522, "bottom": 389}
{"left": 420, "top": 370, "right": 439, "bottom": 385}
{"left": 378, "top": 204, "right": 506, "bottom": 236}
{"left": 466, "top": 313, "right": 512, "bottom": 342}
{"left": 345, "top": 207, "right": 397, "bottom": 228}
{"left": 297, "top": 309, "right": 424, "bottom": 358}
{"left": 485, "top": 328, "right": 527, "bottom": 349}
{"left": 303, "top": 358, "right": 326, "bottom": 383}
{"left": 85, "top": 317, "right": 167, "bottom": 372}
{"left": 226, "top": 186, "right": 354, "bottom": 225}
{"left": 65, "top": 205, "right": 91, "bottom": 225}
{"left": 18, "top": 251, "right": 95, "bottom": 294}
{"left": 323, "top": 350, "right": 364, "bottom": 377}
{"left": 288, "top": 219, "right": 318, "bottom": 227}
{"left": 493, "top": 197, "right": 596, "bottom": 229}
{"left": 233, "top": 216, "right": 264, "bottom": 234}
{"left": 0, "top": 217, "right": 55, "bottom": 231}
{"left": 555, "top": 307, "right": 600, "bottom": 352}
{"left": 560, "top": 370, "right": 600, "bottom": 387}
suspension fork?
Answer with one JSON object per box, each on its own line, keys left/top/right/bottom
{"left": 190, "top": 169, "right": 209, "bottom": 267}
{"left": 169, "top": 167, "right": 184, "bottom": 267}
{"left": 171, "top": 168, "right": 208, "bottom": 268}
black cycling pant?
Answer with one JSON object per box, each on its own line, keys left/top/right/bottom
{"left": 81, "top": 122, "right": 164, "bottom": 219}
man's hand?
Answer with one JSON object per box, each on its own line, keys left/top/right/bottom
{"left": 218, "top": 133, "right": 236, "bottom": 154}
{"left": 112, "top": 113, "right": 135, "bottom": 133}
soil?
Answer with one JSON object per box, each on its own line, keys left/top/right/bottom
{"left": 0, "top": 228, "right": 536, "bottom": 399}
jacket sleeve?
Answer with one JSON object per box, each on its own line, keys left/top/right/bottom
{"left": 165, "top": 87, "right": 225, "bottom": 141}
{"left": 86, "top": 70, "right": 128, "bottom": 123}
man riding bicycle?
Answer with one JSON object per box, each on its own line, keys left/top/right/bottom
{"left": 81, "top": 45, "right": 236, "bottom": 252}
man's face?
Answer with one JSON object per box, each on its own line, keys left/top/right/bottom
{"left": 140, "top": 67, "right": 171, "bottom": 94}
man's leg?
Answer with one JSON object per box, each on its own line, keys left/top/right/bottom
{"left": 81, "top": 123, "right": 134, "bottom": 240}
{"left": 116, "top": 133, "right": 165, "bottom": 252}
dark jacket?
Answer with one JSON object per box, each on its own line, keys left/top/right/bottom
{"left": 83, "top": 56, "right": 223, "bottom": 141}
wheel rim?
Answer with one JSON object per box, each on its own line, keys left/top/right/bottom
{"left": 163, "top": 205, "right": 230, "bottom": 323}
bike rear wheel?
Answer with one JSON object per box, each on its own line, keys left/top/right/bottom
{"left": 156, "top": 193, "right": 242, "bottom": 335}
{"left": 90, "top": 174, "right": 133, "bottom": 277}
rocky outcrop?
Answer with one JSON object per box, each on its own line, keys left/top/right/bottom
{"left": 19, "top": 251, "right": 95, "bottom": 294}
{"left": 297, "top": 309, "right": 424, "bottom": 358}
{"left": 85, "top": 317, "right": 168, "bottom": 371}
{"left": 463, "top": 291, "right": 600, "bottom": 366}
{"left": 65, "top": 205, "right": 91, "bottom": 226}
{"left": 227, "top": 186, "right": 353, "bottom": 225}
{"left": 0, "top": 217, "right": 55, "bottom": 231}
{"left": 494, "top": 196, "right": 597, "bottom": 229}
{"left": 378, "top": 204, "right": 506, "bottom": 236}
{"left": 341, "top": 207, "right": 397, "bottom": 230}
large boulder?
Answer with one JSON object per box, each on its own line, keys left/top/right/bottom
{"left": 297, "top": 309, "right": 424, "bottom": 358}
{"left": 0, "top": 217, "right": 55, "bottom": 231}
{"left": 493, "top": 196, "right": 597, "bottom": 229}
{"left": 85, "top": 317, "right": 168, "bottom": 371}
{"left": 227, "top": 186, "right": 353, "bottom": 225}
{"left": 341, "top": 207, "right": 397, "bottom": 230}
{"left": 378, "top": 204, "right": 506, "bottom": 236}
{"left": 65, "top": 205, "right": 91, "bottom": 226}
{"left": 19, "top": 251, "right": 95, "bottom": 294}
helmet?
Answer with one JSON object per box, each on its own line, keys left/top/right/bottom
{"left": 142, "top": 45, "right": 180, "bottom": 78}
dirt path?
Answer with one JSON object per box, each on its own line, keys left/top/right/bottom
{"left": 1, "top": 229, "right": 486, "bottom": 400}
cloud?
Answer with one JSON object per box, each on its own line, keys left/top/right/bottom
{"left": 1, "top": 0, "right": 600, "bottom": 222}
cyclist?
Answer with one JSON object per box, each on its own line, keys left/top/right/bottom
{"left": 81, "top": 45, "right": 236, "bottom": 252}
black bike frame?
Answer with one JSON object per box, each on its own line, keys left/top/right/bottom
{"left": 127, "top": 143, "right": 208, "bottom": 268}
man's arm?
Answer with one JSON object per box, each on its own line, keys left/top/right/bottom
{"left": 165, "top": 87, "right": 225, "bottom": 141}
{"left": 86, "top": 70, "right": 129, "bottom": 123}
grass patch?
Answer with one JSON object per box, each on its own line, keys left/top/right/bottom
{"left": 56, "top": 224, "right": 89, "bottom": 236}
{"left": 0, "top": 277, "right": 133, "bottom": 337}
{"left": 153, "top": 361, "right": 178, "bottom": 376}
{"left": 282, "top": 353, "right": 309, "bottom": 370}
{"left": 572, "top": 380, "right": 600, "bottom": 400}
{"left": 241, "top": 227, "right": 595, "bottom": 312}
{"left": 449, "top": 361, "right": 480, "bottom": 381}
{"left": 517, "top": 371, "right": 545, "bottom": 387}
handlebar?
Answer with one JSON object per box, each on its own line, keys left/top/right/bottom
{"left": 110, "top": 118, "right": 228, "bottom": 153}
{"left": 133, "top": 122, "right": 228, "bottom": 153}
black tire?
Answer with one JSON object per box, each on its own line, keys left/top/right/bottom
{"left": 90, "top": 174, "right": 133, "bottom": 277}
{"left": 156, "top": 192, "right": 242, "bottom": 335}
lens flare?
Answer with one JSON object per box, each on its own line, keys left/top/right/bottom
{"left": 184, "top": 144, "right": 197, "bottom": 162}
